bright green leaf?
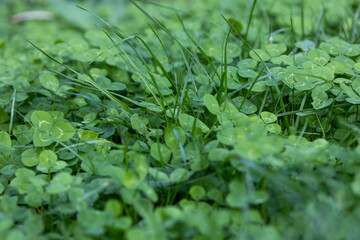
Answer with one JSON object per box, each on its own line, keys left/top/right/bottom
{"left": 307, "top": 49, "right": 330, "bottom": 66}
{"left": 21, "top": 149, "right": 39, "bottom": 167}
{"left": 0, "top": 131, "right": 11, "bottom": 147}
{"left": 31, "top": 111, "right": 53, "bottom": 132}
{"left": 39, "top": 74, "right": 60, "bottom": 92}
{"left": 260, "top": 111, "right": 277, "bottom": 124}
{"left": 50, "top": 121, "right": 75, "bottom": 141}
{"left": 203, "top": 93, "right": 220, "bottom": 114}
{"left": 189, "top": 185, "right": 206, "bottom": 201}
{"left": 178, "top": 113, "right": 209, "bottom": 133}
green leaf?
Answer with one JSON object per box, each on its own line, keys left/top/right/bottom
{"left": 33, "top": 131, "right": 53, "bottom": 147}
{"left": 238, "top": 59, "right": 257, "bottom": 69}
{"left": 178, "top": 113, "right": 209, "bottom": 133}
{"left": 307, "top": 49, "right": 330, "bottom": 66}
{"left": 13, "top": 125, "right": 33, "bottom": 145}
{"left": 351, "top": 174, "right": 360, "bottom": 196}
{"left": 0, "top": 131, "right": 11, "bottom": 147}
{"left": 249, "top": 49, "right": 271, "bottom": 62}
{"left": 164, "top": 126, "right": 186, "bottom": 149}
{"left": 232, "top": 96, "right": 257, "bottom": 114}
{"left": 340, "top": 83, "right": 359, "bottom": 98}
{"left": 238, "top": 65, "right": 259, "bottom": 78}
{"left": 31, "top": 111, "right": 53, "bottom": 132}
{"left": 226, "top": 180, "right": 247, "bottom": 208}
{"left": 122, "top": 169, "right": 140, "bottom": 188}
{"left": 217, "top": 127, "right": 245, "bottom": 145}
{"left": 150, "top": 143, "right": 171, "bottom": 163}
{"left": 134, "top": 155, "right": 148, "bottom": 180}
{"left": 78, "top": 130, "right": 99, "bottom": 141}
{"left": 354, "top": 62, "right": 360, "bottom": 72}
{"left": 39, "top": 74, "right": 60, "bottom": 92}
{"left": 10, "top": 168, "right": 36, "bottom": 194}
{"left": 131, "top": 113, "right": 148, "bottom": 135}
{"left": 0, "top": 108, "right": 8, "bottom": 124}
{"left": 266, "top": 123, "right": 282, "bottom": 134}
{"left": 207, "top": 189, "right": 224, "bottom": 203}
{"left": 312, "top": 88, "right": 333, "bottom": 109}
{"left": 209, "top": 148, "right": 230, "bottom": 161}
{"left": 148, "top": 168, "right": 170, "bottom": 182}
{"left": 50, "top": 121, "right": 75, "bottom": 141}
{"left": 21, "top": 149, "right": 39, "bottom": 167}
{"left": 78, "top": 209, "right": 108, "bottom": 236}
{"left": 105, "top": 199, "right": 123, "bottom": 217}
{"left": 260, "top": 111, "right": 277, "bottom": 124}
{"left": 296, "top": 40, "right": 315, "bottom": 51}
{"left": 46, "top": 172, "right": 73, "bottom": 194}
{"left": 265, "top": 44, "right": 287, "bottom": 57}
{"left": 228, "top": 17, "right": 243, "bottom": 33}
{"left": 203, "top": 93, "right": 220, "bottom": 114}
{"left": 352, "top": 78, "right": 360, "bottom": 95}
{"left": 189, "top": 185, "right": 206, "bottom": 201}
{"left": 249, "top": 191, "right": 269, "bottom": 204}
{"left": 170, "top": 168, "right": 190, "bottom": 182}
{"left": 37, "top": 150, "right": 58, "bottom": 173}
{"left": 311, "top": 66, "right": 334, "bottom": 81}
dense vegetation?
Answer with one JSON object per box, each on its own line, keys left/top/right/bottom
{"left": 1, "top": 0, "right": 360, "bottom": 239}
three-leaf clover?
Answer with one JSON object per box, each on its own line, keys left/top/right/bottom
{"left": 31, "top": 111, "right": 75, "bottom": 147}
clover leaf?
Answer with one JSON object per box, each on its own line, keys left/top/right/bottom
{"left": 150, "top": 143, "right": 171, "bottom": 163}
{"left": 46, "top": 172, "right": 73, "bottom": 194}
{"left": 265, "top": 43, "right": 287, "bottom": 57}
{"left": 249, "top": 49, "right": 271, "bottom": 62}
{"left": 0, "top": 131, "right": 11, "bottom": 147}
{"left": 189, "top": 185, "right": 206, "bottom": 201}
{"left": 260, "top": 111, "right": 277, "bottom": 124}
{"left": 21, "top": 149, "right": 39, "bottom": 167}
{"left": 49, "top": 121, "right": 75, "bottom": 141}
{"left": 33, "top": 131, "right": 53, "bottom": 147}
{"left": 164, "top": 126, "right": 186, "bottom": 149}
{"left": 37, "top": 150, "right": 66, "bottom": 173}
{"left": 39, "top": 73, "right": 60, "bottom": 92}
{"left": 307, "top": 49, "right": 330, "bottom": 66}
{"left": 178, "top": 113, "right": 209, "bottom": 133}
{"left": 31, "top": 111, "right": 53, "bottom": 132}
{"left": 203, "top": 93, "right": 220, "bottom": 114}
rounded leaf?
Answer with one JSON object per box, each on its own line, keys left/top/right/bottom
{"left": 39, "top": 74, "right": 60, "bottom": 92}
{"left": 0, "top": 131, "right": 11, "bottom": 147}
{"left": 307, "top": 49, "right": 330, "bottom": 66}
{"left": 189, "top": 185, "right": 206, "bottom": 201}
{"left": 150, "top": 143, "right": 171, "bottom": 163}
{"left": 46, "top": 172, "right": 73, "bottom": 194}
{"left": 31, "top": 111, "right": 53, "bottom": 131}
{"left": 164, "top": 126, "right": 186, "bottom": 149}
{"left": 260, "top": 111, "right": 277, "bottom": 124}
{"left": 178, "top": 113, "right": 209, "bottom": 133}
{"left": 228, "top": 17, "right": 243, "bottom": 33}
{"left": 50, "top": 122, "right": 75, "bottom": 141}
{"left": 265, "top": 44, "right": 287, "bottom": 57}
{"left": 203, "top": 94, "right": 220, "bottom": 114}
{"left": 249, "top": 49, "right": 270, "bottom": 62}
{"left": 21, "top": 149, "right": 39, "bottom": 167}
{"left": 37, "top": 150, "right": 57, "bottom": 173}
{"left": 33, "top": 131, "right": 53, "bottom": 147}
{"left": 170, "top": 168, "right": 190, "bottom": 182}
{"left": 266, "top": 123, "right": 282, "bottom": 134}
{"left": 105, "top": 199, "right": 123, "bottom": 217}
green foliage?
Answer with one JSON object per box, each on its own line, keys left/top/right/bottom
{"left": 1, "top": 0, "right": 360, "bottom": 239}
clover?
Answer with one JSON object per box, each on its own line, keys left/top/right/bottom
{"left": 30, "top": 111, "right": 75, "bottom": 147}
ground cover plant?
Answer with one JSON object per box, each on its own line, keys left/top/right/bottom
{"left": 1, "top": 0, "right": 360, "bottom": 239}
